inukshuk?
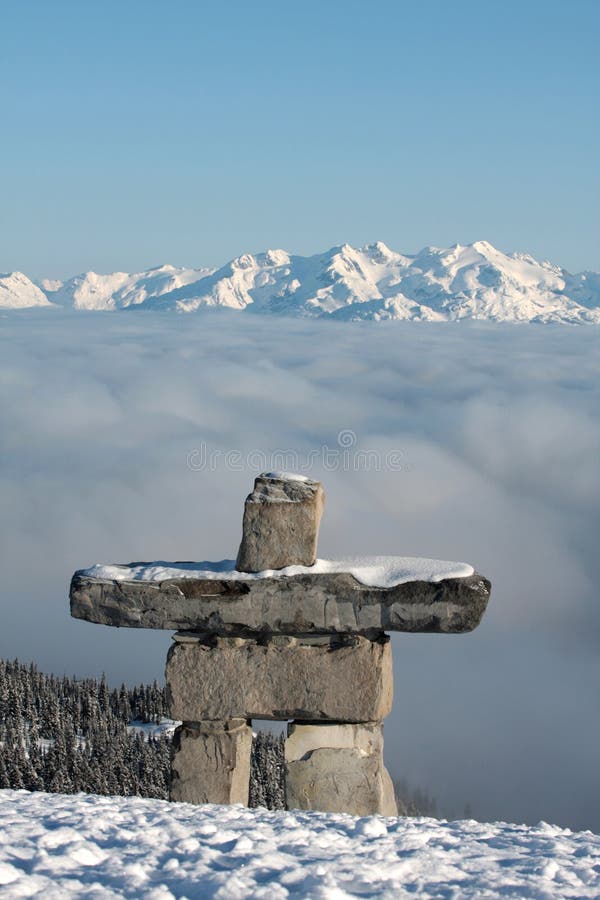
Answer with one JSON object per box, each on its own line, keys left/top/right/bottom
{"left": 70, "top": 472, "right": 491, "bottom": 816}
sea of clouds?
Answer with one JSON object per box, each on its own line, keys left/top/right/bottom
{"left": 0, "top": 309, "right": 598, "bottom": 831}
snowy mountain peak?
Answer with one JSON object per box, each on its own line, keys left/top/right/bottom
{"left": 0, "top": 272, "right": 53, "bottom": 309}
{"left": 231, "top": 253, "right": 257, "bottom": 271}
{"left": 2, "top": 241, "right": 599, "bottom": 323}
{"left": 228, "top": 250, "right": 292, "bottom": 271}
{"left": 146, "top": 263, "right": 179, "bottom": 273}
{"left": 39, "top": 278, "right": 63, "bottom": 292}
{"left": 46, "top": 264, "right": 215, "bottom": 311}
{"left": 364, "top": 240, "right": 399, "bottom": 263}
{"left": 263, "top": 249, "right": 291, "bottom": 267}
{"left": 470, "top": 239, "right": 495, "bottom": 253}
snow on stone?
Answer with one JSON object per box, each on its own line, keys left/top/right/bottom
{"left": 261, "top": 471, "right": 313, "bottom": 482}
{"left": 0, "top": 790, "right": 599, "bottom": 898}
{"left": 5, "top": 240, "right": 600, "bottom": 322}
{"left": 81, "top": 556, "right": 475, "bottom": 588}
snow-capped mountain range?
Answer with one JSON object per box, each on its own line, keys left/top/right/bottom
{"left": 2, "top": 240, "right": 600, "bottom": 323}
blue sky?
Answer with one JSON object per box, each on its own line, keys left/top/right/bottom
{"left": 1, "top": 0, "right": 598, "bottom": 278}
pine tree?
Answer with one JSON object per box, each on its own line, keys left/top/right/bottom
{"left": 0, "top": 755, "right": 10, "bottom": 789}
{"left": 0, "top": 656, "right": 286, "bottom": 809}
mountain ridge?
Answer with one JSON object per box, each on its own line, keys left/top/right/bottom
{"left": 2, "top": 240, "right": 599, "bottom": 323}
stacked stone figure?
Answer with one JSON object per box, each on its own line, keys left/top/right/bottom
{"left": 70, "top": 472, "right": 491, "bottom": 816}
{"left": 166, "top": 473, "right": 396, "bottom": 814}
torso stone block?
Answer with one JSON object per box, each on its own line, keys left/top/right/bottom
{"left": 167, "top": 633, "right": 393, "bottom": 722}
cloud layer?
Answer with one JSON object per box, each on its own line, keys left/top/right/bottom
{"left": 0, "top": 310, "right": 598, "bottom": 831}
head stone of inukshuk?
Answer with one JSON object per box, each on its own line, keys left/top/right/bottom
{"left": 235, "top": 472, "right": 325, "bottom": 572}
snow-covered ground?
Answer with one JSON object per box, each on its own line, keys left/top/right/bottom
{"left": 127, "top": 718, "right": 180, "bottom": 740}
{"left": 0, "top": 791, "right": 598, "bottom": 899}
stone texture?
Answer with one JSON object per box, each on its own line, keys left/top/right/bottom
{"left": 285, "top": 722, "right": 397, "bottom": 816}
{"left": 235, "top": 473, "right": 324, "bottom": 572}
{"left": 170, "top": 719, "right": 252, "bottom": 806}
{"left": 70, "top": 569, "right": 490, "bottom": 636}
{"left": 285, "top": 721, "right": 384, "bottom": 760}
{"left": 166, "top": 633, "right": 392, "bottom": 722}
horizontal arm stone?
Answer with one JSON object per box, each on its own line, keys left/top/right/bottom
{"left": 70, "top": 568, "right": 490, "bottom": 635}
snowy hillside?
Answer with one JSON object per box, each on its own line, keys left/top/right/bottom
{"left": 1, "top": 791, "right": 599, "bottom": 898}
{"left": 3, "top": 241, "right": 600, "bottom": 322}
{"left": 45, "top": 264, "right": 212, "bottom": 311}
{"left": 0, "top": 272, "right": 52, "bottom": 309}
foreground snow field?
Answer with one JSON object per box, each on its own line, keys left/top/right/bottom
{"left": 0, "top": 791, "right": 599, "bottom": 899}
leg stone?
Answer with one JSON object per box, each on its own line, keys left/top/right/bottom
{"left": 170, "top": 719, "right": 252, "bottom": 806}
{"left": 285, "top": 722, "right": 398, "bottom": 817}
{"left": 167, "top": 633, "right": 392, "bottom": 722}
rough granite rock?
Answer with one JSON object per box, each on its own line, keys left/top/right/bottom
{"left": 170, "top": 719, "right": 252, "bottom": 806}
{"left": 285, "top": 722, "right": 397, "bottom": 816}
{"left": 235, "top": 473, "right": 324, "bottom": 572}
{"left": 166, "top": 633, "right": 392, "bottom": 722}
{"left": 285, "top": 721, "right": 384, "bottom": 760}
{"left": 70, "top": 569, "right": 491, "bottom": 635}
